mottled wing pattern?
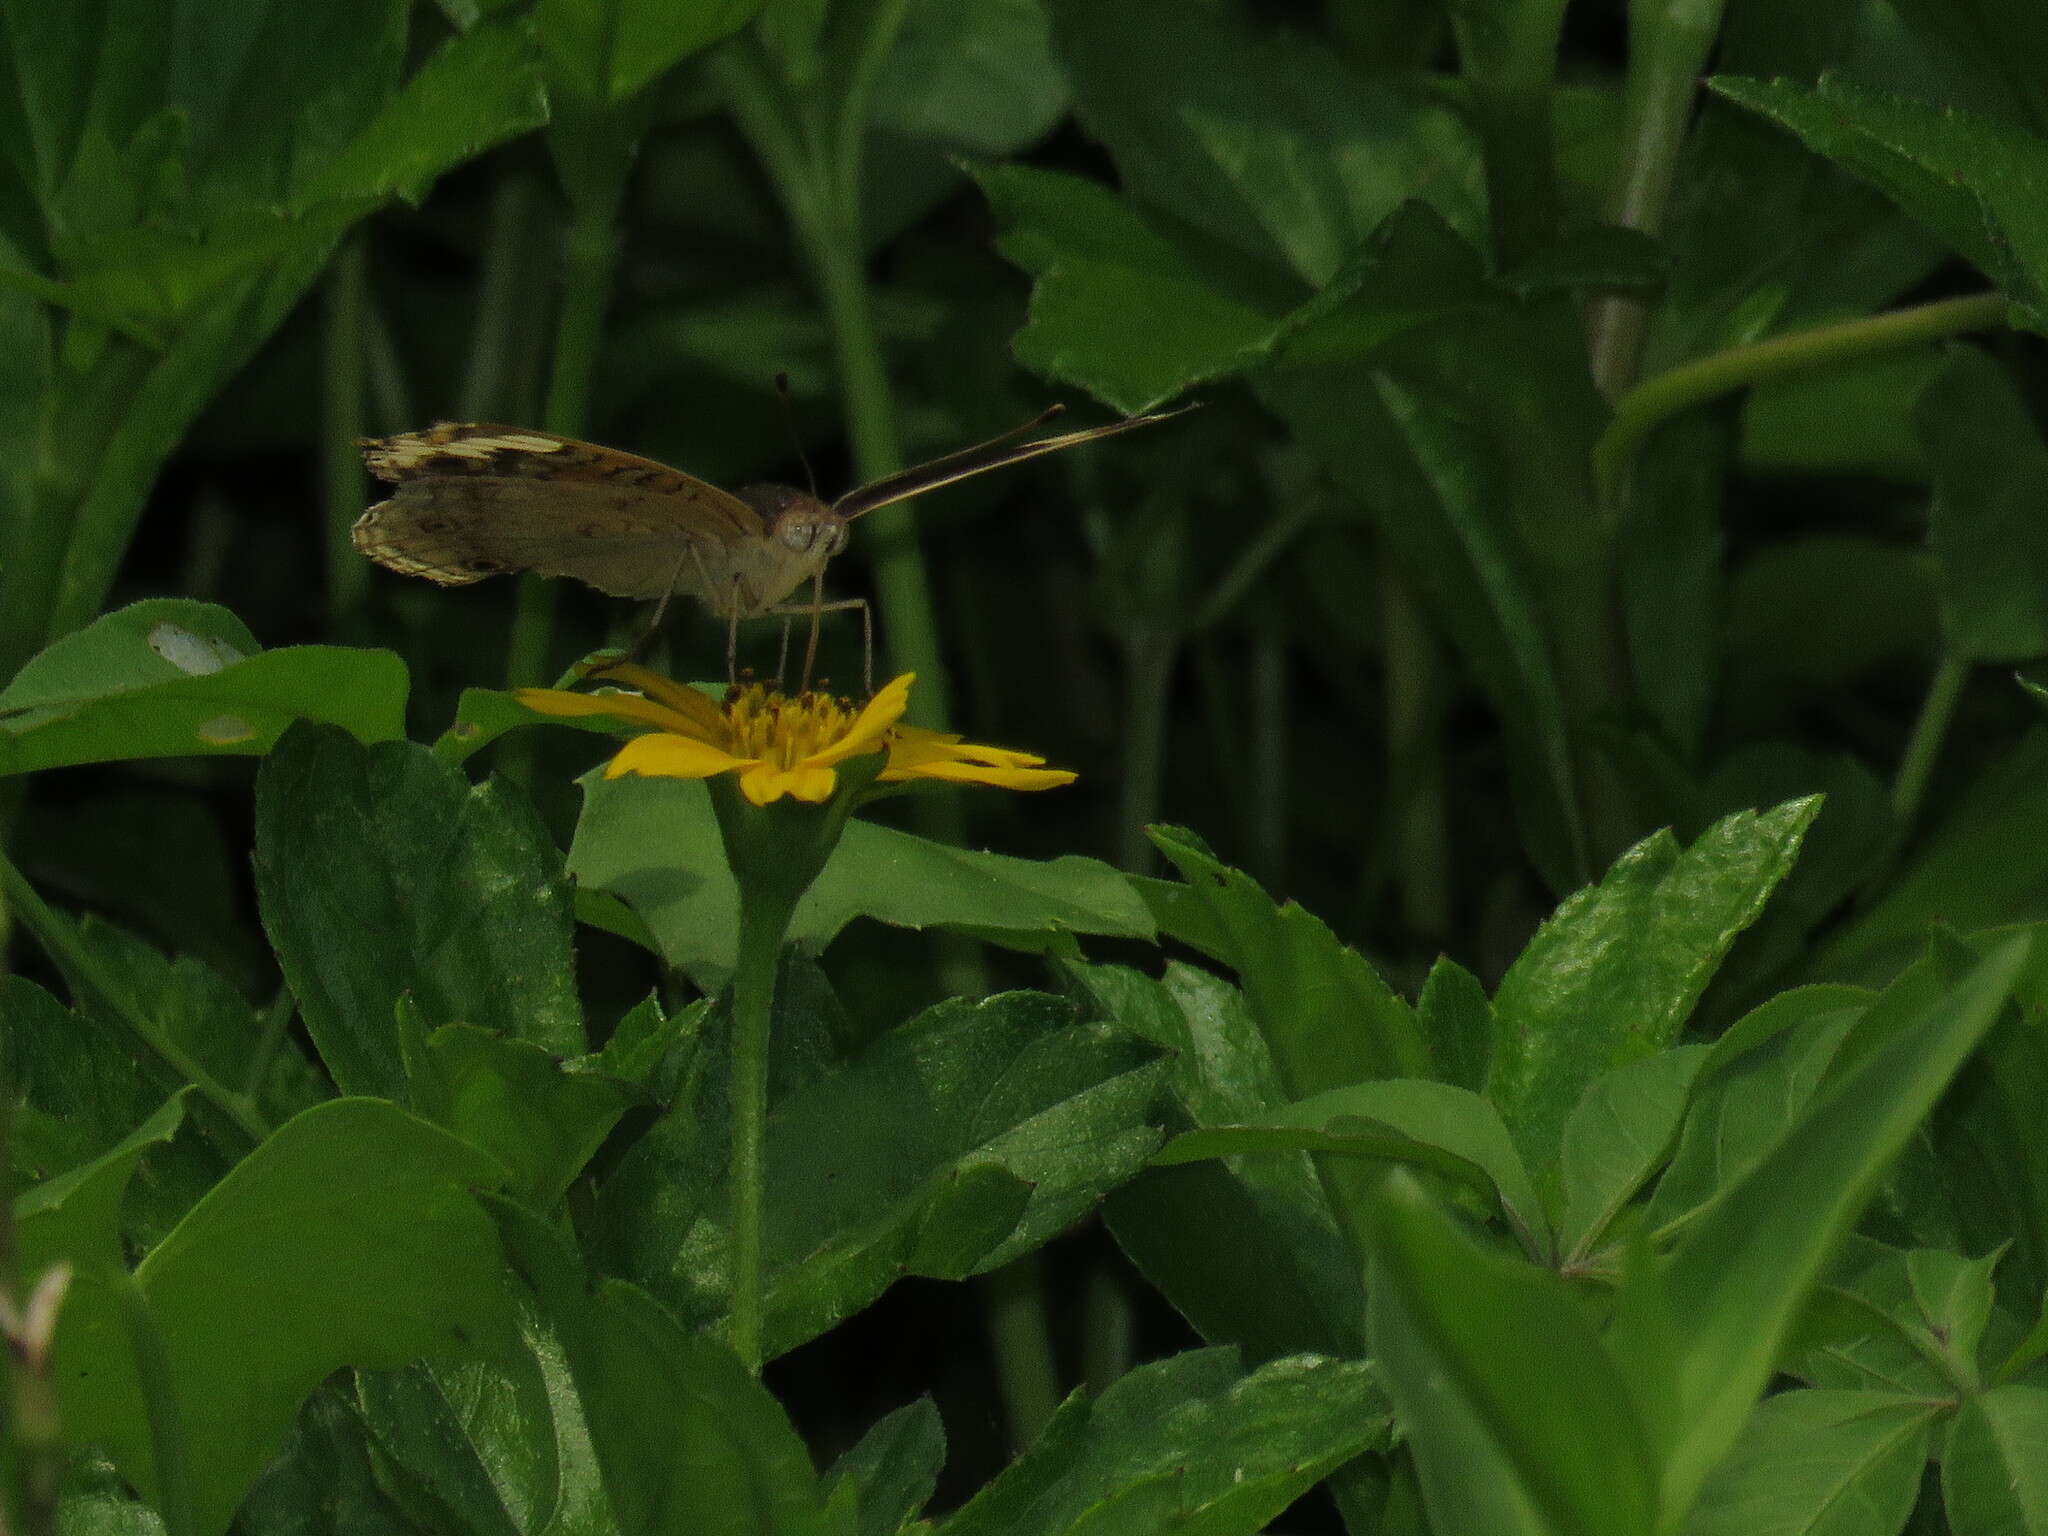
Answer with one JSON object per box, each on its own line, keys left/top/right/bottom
{"left": 353, "top": 424, "right": 765, "bottom": 602}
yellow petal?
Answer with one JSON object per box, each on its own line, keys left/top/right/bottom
{"left": 605, "top": 733, "right": 752, "bottom": 781}
{"left": 581, "top": 663, "right": 727, "bottom": 736}
{"left": 514, "top": 686, "right": 703, "bottom": 735}
{"left": 882, "top": 760, "right": 1076, "bottom": 791}
{"left": 739, "top": 762, "right": 839, "bottom": 805}
{"left": 809, "top": 673, "right": 916, "bottom": 767}
{"left": 887, "top": 733, "right": 1047, "bottom": 771}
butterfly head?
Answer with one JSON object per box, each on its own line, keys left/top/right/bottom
{"left": 740, "top": 484, "right": 849, "bottom": 562}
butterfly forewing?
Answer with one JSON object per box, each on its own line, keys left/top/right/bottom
{"left": 354, "top": 424, "right": 787, "bottom": 609}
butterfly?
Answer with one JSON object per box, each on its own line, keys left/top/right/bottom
{"left": 352, "top": 404, "right": 1190, "bottom": 684}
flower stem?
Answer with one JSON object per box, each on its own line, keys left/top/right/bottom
{"left": 1585, "top": 0, "right": 1728, "bottom": 399}
{"left": 1893, "top": 650, "right": 1969, "bottom": 829}
{"left": 320, "top": 234, "right": 371, "bottom": 627}
{"left": 980, "top": 1254, "right": 1061, "bottom": 1450}
{"left": 1118, "top": 625, "right": 1180, "bottom": 873}
{"left": 1594, "top": 293, "right": 2011, "bottom": 506}
{"left": 0, "top": 850, "right": 267, "bottom": 1146}
{"left": 726, "top": 876, "right": 799, "bottom": 1374}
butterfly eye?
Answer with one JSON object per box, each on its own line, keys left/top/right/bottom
{"left": 779, "top": 520, "right": 816, "bottom": 553}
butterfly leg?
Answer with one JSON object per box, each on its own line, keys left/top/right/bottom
{"left": 765, "top": 595, "right": 870, "bottom": 694}
{"left": 776, "top": 615, "right": 794, "bottom": 690}
{"left": 799, "top": 571, "right": 826, "bottom": 693}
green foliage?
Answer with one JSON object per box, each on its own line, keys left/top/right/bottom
{"left": 11, "top": 0, "right": 2048, "bottom": 1533}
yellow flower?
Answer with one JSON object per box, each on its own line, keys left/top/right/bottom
{"left": 515, "top": 666, "right": 1076, "bottom": 807}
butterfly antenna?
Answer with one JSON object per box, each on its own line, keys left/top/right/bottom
{"left": 774, "top": 372, "right": 819, "bottom": 498}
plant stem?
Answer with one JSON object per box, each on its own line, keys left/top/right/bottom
{"left": 726, "top": 879, "right": 799, "bottom": 1373}
{"left": 1893, "top": 651, "right": 1969, "bottom": 828}
{"left": 980, "top": 1254, "right": 1062, "bottom": 1450}
{"left": 1594, "top": 293, "right": 2012, "bottom": 505}
{"left": 460, "top": 169, "right": 544, "bottom": 423}
{"left": 320, "top": 235, "right": 371, "bottom": 627}
{"left": 1117, "top": 626, "right": 1180, "bottom": 873}
{"left": 1585, "top": 0, "right": 1728, "bottom": 399}
{"left": 503, "top": 187, "right": 624, "bottom": 697}
{"left": 1381, "top": 562, "right": 1451, "bottom": 939}
{"left": 0, "top": 852, "right": 267, "bottom": 1145}
{"left": 115, "top": 1271, "right": 197, "bottom": 1536}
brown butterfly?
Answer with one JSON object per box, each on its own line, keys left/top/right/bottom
{"left": 353, "top": 404, "right": 1189, "bottom": 683}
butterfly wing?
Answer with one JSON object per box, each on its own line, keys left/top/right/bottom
{"left": 354, "top": 424, "right": 765, "bottom": 602}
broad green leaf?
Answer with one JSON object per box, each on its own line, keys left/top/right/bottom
{"left": 1147, "top": 826, "right": 1427, "bottom": 1094}
{"left": 871, "top": 0, "right": 1064, "bottom": 157}
{"left": 1798, "top": 1241, "right": 1998, "bottom": 1396}
{"left": 1710, "top": 75, "right": 2048, "bottom": 329}
{"left": 254, "top": 725, "right": 584, "bottom": 1099}
{"left": 596, "top": 990, "right": 1167, "bottom": 1359}
{"left": 1686, "top": 1390, "right": 1937, "bottom": 1536}
{"left": 1944, "top": 1386, "right": 2048, "bottom": 1535}
{"left": 971, "top": 162, "right": 1289, "bottom": 416}
{"left": 1610, "top": 937, "right": 2026, "bottom": 1519}
{"left": 1487, "top": 798, "right": 1819, "bottom": 1183}
{"left": 1724, "top": 536, "right": 1938, "bottom": 713}
{"left": 1363, "top": 1169, "right": 1658, "bottom": 1536}
{"left": 1558, "top": 1046, "right": 1711, "bottom": 1262}
{"left": 297, "top": 19, "right": 548, "bottom": 208}
{"left": 355, "top": 1302, "right": 610, "bottom": 1536}
{"left": 15, "top": 1091, "right": 189, "bottom": 1296}
{"left": 1920, "top": 346, "right": 2048, "bottom": 662}
{"left": 824, "top": 1398, "right": 945, "bottom": 1536}
{"left": 1647, "top": 986, "right": 1878, "bottom": 1231}
{"left": 568, "top": 771, "right": 1151, "bottom": 987}
{"left": 538, "top": 0, "right": 762, "bottom": 104}
{"left": 235, "top": 1389, "right": 422, "bottom": 1536}
{"left": 5, "top": 975, "right": 173, "bottom": 1186}
{"left": 1886, "top": 0, "right": 2048, "bottom": 135}
{"left": 1742, "top": 352, "right": 1941, "bottom": 480}
{"left": 404, "top": 1022, "right": 638, "bottom": 1207}
{"left": 938, "top": 1347, "right": 1386, "bottom": 1536}
{"left": 497, "top": 1203, "right": 825, "bottom": 1536}
{"left": 1415, "top": 955, "right": 1495, "bottom": 1092}
{"left": 1619, "top": 408, "right": 1727, "bottom": 759}
{"left": 0, "top": 601, "right": 407, "bottom": 774}
{"left": 1159, "top": 1079, "right": 1545, "bottom": 1249}
{"left": 1813, "top": 731, "right": 2048, "bottom": 984}
{"left": 1074, "top": 962, "right": 1365, "bottom": 1361}
{"left": 48, "top": 1099, "right": 512, "bottom": 1536}
{"left": 1049, "top": 0, "right": 1482, "bottom": 286}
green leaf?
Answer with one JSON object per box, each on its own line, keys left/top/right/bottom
{"left": 538, "top": 0, "right": 763, "bottom": 104}
{"left": 1709, "top": 75, "right": 2048, "bottom": 329}
{"left": 824, "top": 1398, "right": 945, "bottom": 1536}
{"left": 0, "top": 601, "right": 407, "bottom": 774}
{"left": 1919, "top": 346, "right": 2048, "bottom": 662}
{"left": 971, "top": 161, "right": 1289, "bottom": 416}
{"left": 297, "top": 19, "right": 548, "bottom": 209}
{"left": 567, "top": 771, "right": 1152, "bottom": 987}
{"left": 1798, "top": 1241, "right": 1999, "bottom": 1396}
{"left": 354, "top": 1304, "right": 610, "bottom": 1536}
{"left": 404, "top": 1023, "right": 638, "bottom": 1207}
{"left": 48, "top": 1099, "right": 513, "bottom": 1536}
{"left": 15, "top": 1091, "right": 189, "bottom": 1294}
{"left": 938, "top": 1347, "right": 1386, "bottom": 1536}
{"left": 1362, "top": 1169, "right": 1659, "bottom": 1536}
{"left": 1146, "top": 825, "right": 1428, "bottom": 1093}
{"left": 1647, "top": 988, "right": 1872, "bottom": 1234}
{"left": 1416, "top": 956, "right": 1495, "bottom": 1092}
{"left": 1610, "top": 936, "right": 2027, "bottom": 1519}
{"left": 872, "top": 0, "right": 1066, "bottom": 156}
{"left": 1687, "top": 1390, "right": 1937, "bottom": 1536}
{"left": 254, "top": 725, "right": 584, "bottom": 1099}
{"left": 5, "top": 975, "right": 174, "bottom": 1186}
{"left": 1158, "top": 1079, "right": 1545, "bottom": 1248}
{"left": 597, "top": 990, "right": 1167, "bottom": 1359}
{"left": 1742, "top": 351, "right": 1941, "bottom": 480}
{"left": 1074, "top": 962, "right": 1365, "bottom": 1361}
{"left": 1945, "top": 1385, "right": 2048, "bottom": 1535}
{"left": 1814, "top": 731, "right": 2048, "bottom": 984}
{"left": 1886, "top": 0, "right": 2048, "bottom": 135}
{"left": 1048, "top": 0, "right": 1481, "bottom": 287}
{"left": 236, "top": 1389, "right": 422, "bottom": 1535}
{"left": 497, "top": 1202, "right": 825, "bottom": 1536}
{"left": 1487, "top": 798, "right": 1819, "bottom": 1184}
{"left": 1557, "top": 1045, "right": 1711, "bottom": 1262}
